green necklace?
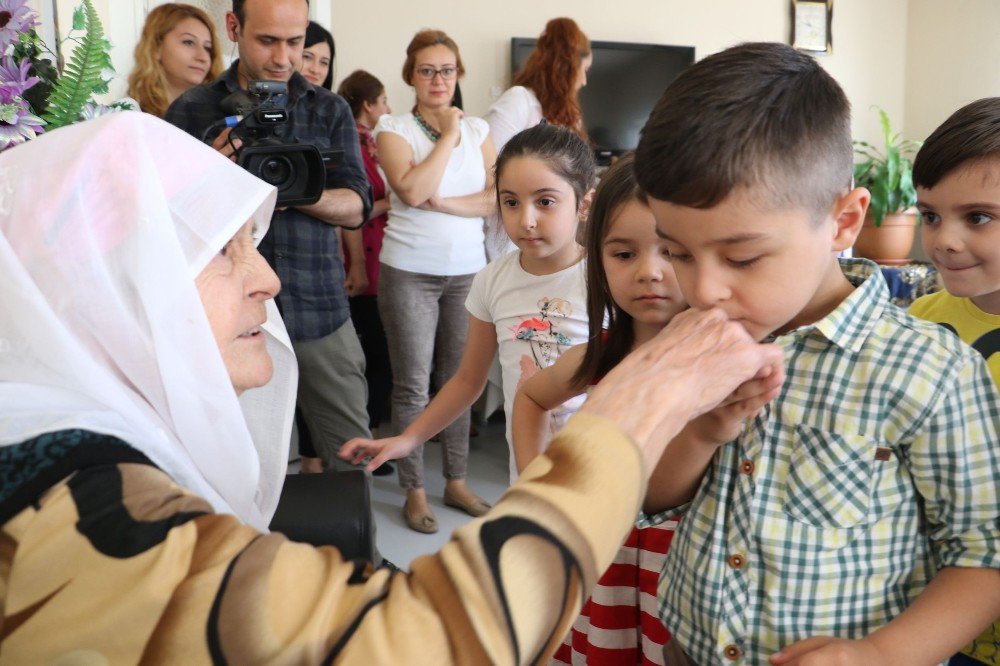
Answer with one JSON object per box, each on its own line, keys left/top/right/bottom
{"left": 412, "top": 108, "right": 442, "bottom": 142}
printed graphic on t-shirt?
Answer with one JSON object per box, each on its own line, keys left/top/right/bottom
{"left": 939, "top": 323, "right": 1000, "bottom": 364}
{"left": 513, "top": 296, "right": 574, "bottom": 389}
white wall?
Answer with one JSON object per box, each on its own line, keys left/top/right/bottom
{"left": 904, "top": 0, "right": 1000, "bottom": 142}
{"left": 27, "top": 0, "right": 912, "bottom": 146}
{"left": 330, "top": 0, "right": 909, "bottom": 146}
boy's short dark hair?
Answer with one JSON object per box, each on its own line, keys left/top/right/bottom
{"left": 634, "top": 42, "right": 852, "bottom": 218}
{"left": 913, "top": 97, "right": 1000, "bottom": 189}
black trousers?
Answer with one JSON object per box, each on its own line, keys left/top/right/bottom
{"left": 350, "top": 294, "right": 392, "bottom": 430}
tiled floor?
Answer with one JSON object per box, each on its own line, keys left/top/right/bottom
{"left": 371, "top": 416, "right": 511, "bottom": 569}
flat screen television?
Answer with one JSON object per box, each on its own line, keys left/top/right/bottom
{"left": 511, "top": 38, "right": 695, "bottom": 163}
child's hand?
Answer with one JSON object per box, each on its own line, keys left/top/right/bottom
{"left": 339, "top": 435, "right": 418, "bottom": 473}
{"left": 769, "top": 636, "right": 886, "bottom": 665}
{"left": 685, "top": 361, "right": 783, "bottom": 445}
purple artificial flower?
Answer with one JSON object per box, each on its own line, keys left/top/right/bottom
{"left": 79, "top": 102, "right": 114, "bottom": 120}
{"left": 0, "top": 97, "right": 43, "bottom": 151}
{"left": 0, "top": 55, "right": 38, "bottom": 98}
{"left": 0, "top": 0, "right": 37, "bottom": 49}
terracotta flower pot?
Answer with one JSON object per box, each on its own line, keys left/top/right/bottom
{"left": 852, "top": 211, "right": 918, "bottom": 265}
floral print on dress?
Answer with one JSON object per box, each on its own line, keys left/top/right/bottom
{"left": 513, "top": 296, "right": 573, "bottom": 389}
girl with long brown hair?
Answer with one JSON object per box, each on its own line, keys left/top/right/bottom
{"left": 484, "top": 18, "right": 591, "bottom": 259}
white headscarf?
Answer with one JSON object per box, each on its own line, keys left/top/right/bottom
{"left": 0, "top": 112, "right": 296, "bottom": 530}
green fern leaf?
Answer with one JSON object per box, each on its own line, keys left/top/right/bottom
{"left": 42, "top": 0, "right": 108, "bottom": 130}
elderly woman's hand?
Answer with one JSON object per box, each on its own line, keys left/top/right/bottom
{"left": 582, "top": 308, "right": 784, "bottom": 471}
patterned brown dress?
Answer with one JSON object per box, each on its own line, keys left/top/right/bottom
{"left": 0, "top": 413, "right": 644, "bottom": 664}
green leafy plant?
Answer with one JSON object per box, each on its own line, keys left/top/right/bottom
{"left": 853, "top": 107, "right": 922, "bottom": 226}
{"left": 41, "top": 0, "right": 113, "bottom": 130}
{"left": 0, "top": 0, "right": 123, "bottom": 152}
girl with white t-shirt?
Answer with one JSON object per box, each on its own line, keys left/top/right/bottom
{"left": 372, "top": 29, "right": 498, "bottom": 534}
{"left": 484, "top": 17, "right": 592, "bottom": 260}
{"left": 342, "top": 124, "right": 597, "bottom": 519}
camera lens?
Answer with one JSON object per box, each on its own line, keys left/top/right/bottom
{"left": 258, "top": 156, "right": 293, "bottom": 187}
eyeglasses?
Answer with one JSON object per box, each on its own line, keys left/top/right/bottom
{"left": 414, "top": 66, "right": 458, "bottom": 80}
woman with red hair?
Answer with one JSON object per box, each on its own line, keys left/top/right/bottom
{"left": 485, "top": 17, "right": 592, "bottom": 152}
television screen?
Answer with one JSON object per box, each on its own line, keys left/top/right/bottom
{"left": 511, "top": 39, "right": 695, "bottom": 162}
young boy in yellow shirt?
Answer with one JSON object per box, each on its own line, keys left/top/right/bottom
{"left": 635, "top": 43, "right": 1000, "bottom": 665}
{"left": 909, "top": 97, "right": 1000, "bottom": 666}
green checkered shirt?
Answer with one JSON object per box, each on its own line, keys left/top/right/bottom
{"left": 641, "top": 259, "right": 1000, "bottom": 665}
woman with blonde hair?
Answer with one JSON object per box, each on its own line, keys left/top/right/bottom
{"left": 128, "top": 3, "right": 222, "bottom": 118}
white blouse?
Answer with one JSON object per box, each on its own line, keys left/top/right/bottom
{"left": 373, "top": 113, "right": 490, "bottom": 276}
{"left": 485, "top": 86, "right": 543, "bottom": 152}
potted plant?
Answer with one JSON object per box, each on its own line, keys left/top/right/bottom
{"left": 851, "top": 107, "right": 922, "bottom": 264}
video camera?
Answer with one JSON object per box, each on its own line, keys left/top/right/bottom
{"left": 212, "top": 81, "right": 328, "bottom": 207}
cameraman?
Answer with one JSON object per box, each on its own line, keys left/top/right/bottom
{"left": 165, "top": 1, "right": 376, "bottom": 495}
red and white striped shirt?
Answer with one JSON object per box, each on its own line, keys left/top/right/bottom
{"left": 552, "top": 520, "right": 678, "bottom": 665}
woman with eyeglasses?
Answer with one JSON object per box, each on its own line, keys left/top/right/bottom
{"left": 372, "top": 30, "right": 497, "bottom": 534}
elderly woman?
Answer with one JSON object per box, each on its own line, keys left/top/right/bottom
{"left": 127, "top": 3, "right": 222, "bottom": 117}
{"left": 0, "top": 112, "right": 781, "bottom": 663}
{"left": 374, "top": 29, "right": 497, "bottom": 533}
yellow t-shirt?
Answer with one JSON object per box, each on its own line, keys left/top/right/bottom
{"left": 910, "top": 289, "right": 1000, "bottom": 665}
{"left": 910, "top": 290, "right": 1000, "bottom": 389}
